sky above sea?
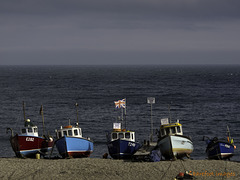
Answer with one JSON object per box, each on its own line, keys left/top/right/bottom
{"left": 1, "top": 0, "right": 240, "bottom": 65}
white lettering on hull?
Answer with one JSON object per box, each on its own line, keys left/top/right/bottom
{"left": 26, "top": 137, "right": 34, "bottom": 142}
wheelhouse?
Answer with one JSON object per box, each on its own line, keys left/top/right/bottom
{"left": 21, "top": 119, "right": 38, "bottom": 136}
{"left": 159, "top": 119, "right": 183, "bottom": 138}
{"left": 108, "top": 122, "right": 136, "bottom": 142}
{"left": 110, "top": 131, "right": 135, "bottom": 142}
{"left": 56, "top": 126, "right": 82, "bottom": 139}
{"left": 21, "top": 126, "right": 38, "bottom": 137}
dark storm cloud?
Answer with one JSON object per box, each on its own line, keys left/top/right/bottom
{"left": 1, "top": 0, "right": 240, "bottom": 65}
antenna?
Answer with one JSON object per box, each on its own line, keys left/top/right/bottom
{"left": 75, "top": 103, "right": 79, "bottom": 126}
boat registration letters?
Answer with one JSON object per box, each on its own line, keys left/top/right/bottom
{"left": 26, "top": 137, "right": 34, "bottom": 142}
{"left": 128, "top": 142, "right": 136, "bottom": 147}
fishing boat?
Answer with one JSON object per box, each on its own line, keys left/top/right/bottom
{"left": 55, "top": 103, "right": 93, "bottom": 158}
{"left": 106, "top": 99, "right": 141, "bottom": 159}
{"left": 204, "top": 126, "right": 236, "bottom": 160}
{"left": 157, "top": 118, "right": 193, "bottom": 160}
{"left": 6, "top": 102, "right": 54, "bottom": 158}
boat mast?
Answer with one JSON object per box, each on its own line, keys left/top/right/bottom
{"left": 168, "top": 104, "right": 172, "bottom": 123}
{"left": 22, "top": 101, "right": 26, "bottom": 122}
{"left": 75, "top": 102, "right": 79, "bottom": 126}
{"left": 227, "top": 125, "right": 231, "bottom": 142}
{"left": 147, "top": 97, "right": 155, "bottom": 142}
{"left": 40, "top": 105, "right": 46, "bottom": 135}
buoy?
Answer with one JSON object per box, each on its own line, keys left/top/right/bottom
{"left": 36, "top": 153, "right": 40, "bottom": 159}
{"left": 103, "top": 153, "right": 108, "bottom": 159}
{"left": 178, "top": 172, "right": 184, "bottom": 177}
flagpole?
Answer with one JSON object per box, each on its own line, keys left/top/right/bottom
{"left": 124, "top": 98, "right": 127, "bottom": 129}
{"left": 121, "top": 107, "right": 123, "bottom": 124}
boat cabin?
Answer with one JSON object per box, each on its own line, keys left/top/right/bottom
{"left": 110, "top": 131, "right": 136, "bottom": 142}
{"left": 21, "top": 119, "right": 38, "bottom": 136}
{"left": 108, "top": 123, "right": 136, "bottom": 142}
{"left": 56, "top": 125, "right": 82, "bottom": 139}
{"left": 159, "top": 118, "right": 183, "bottom": 138}
{"left": 21, "top": 126, "right": 38, "bottom": 136}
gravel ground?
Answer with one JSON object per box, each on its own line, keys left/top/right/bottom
{"left": 0, "top": 158, "right": 239, "bottom": 180}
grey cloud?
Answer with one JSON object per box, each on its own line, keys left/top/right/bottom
{"left": 1, "top": 0, "right": 240, "bottom": 65}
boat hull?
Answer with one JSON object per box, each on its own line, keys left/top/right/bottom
{"left": 55, "top": 136, "right": 93, "bottom": 158}
{"left": 158, "top": 135, "right": 193, "bottom": 159}
{"left": 206, "top": 141, "right": 234, "bottom": 160}
{"left": 107, "top": 139, "right": 141, "bottom": 159}
{"left": 10, "top": 134, "right": 53, "bottom": 158}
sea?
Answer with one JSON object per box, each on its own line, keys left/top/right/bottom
{"left": 0, "top": 65, "right": 240, "bottom": 161}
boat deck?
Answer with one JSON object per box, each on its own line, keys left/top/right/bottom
{"left": 132, "top": 141, "right": 157, "bottom": 161}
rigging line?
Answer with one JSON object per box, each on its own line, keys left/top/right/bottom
{"left": 180, "top": 159, "right": 186, "bottom": 172}
{"left": 222, "top": 160, "right": 228, "bottom": 180}
{"left": 159, "top": 160, "right": 173, "bottom": 180}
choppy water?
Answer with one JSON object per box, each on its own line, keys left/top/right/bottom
{"left": 1, "top": 65, "right": 240, "bottom": 160}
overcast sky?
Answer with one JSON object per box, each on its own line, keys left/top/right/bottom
{"left": 1, "top": 0, "right": 240, "bottom": 65}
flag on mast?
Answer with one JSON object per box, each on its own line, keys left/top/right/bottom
{"left": 114, "top": 99, "right": 126, "bottom": 109}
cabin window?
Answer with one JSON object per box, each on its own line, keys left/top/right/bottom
{"left": 68, "top": 130, "right": 72, "bottom": 136}
{"left": 79, "top": 129, "right": 82, "bottom": 136}
{"left": 28, "top": 128, "right": 32, "bottom": 132}
{"left": 63, "top": 131, "right": 67, "bottom": 136}
{"left": 132, "top": 134, "right": 134, "bottom": 140}
{"left": 58, "top": 132, "right": 62, "bottom": 138}
{"left": 177, "top": 126, "right": 181, "bottom": 133}
{"left": 119, "top": 133, "right": 124, "bottom": 139}
{"left": 22, "top": 129, "right": 26, "bottom": 133}
{"left": 112, "top": 133, "right": 117, "bottom": 139}
{"left": 125, "top": 133, "right": 130, "bottom": 139}
{"left": 161, "top": 129, "right": 165, "bottom": 136}
{"left": 166, "top": 128, "right": 170, "bottom": 135}
{"left": 74, "top": 129, "right": 78, "bottom": 136}
{"left": 171, "top": 127, "right": 176, "bottom": 134}
{"left": 34, "top": 128, "right": 38, "bottom": 133}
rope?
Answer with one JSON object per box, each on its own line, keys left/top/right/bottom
{"left": 222, "top": 160, "right": 228, "bottom": 180}
{"left": 159, "top": 160, "right": 173, "bottom": 180}
{"left": 180, "top": 159, "right": 186, "bottom": 172}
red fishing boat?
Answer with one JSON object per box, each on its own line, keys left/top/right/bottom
{"left": 7, "top": 102, "right": 54, "bottom": 158}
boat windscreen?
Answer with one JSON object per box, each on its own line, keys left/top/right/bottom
{"left": 125, "top": 132, "right": 130, "bottom": 139}
{"left": 68, "top": 130, "right": 72, "bottom": 136}
{"left": 119, "top": 133, "right": 124, "bottom": 139}
{"left": 74, "top": 129, "right": 78, "bottom": 136}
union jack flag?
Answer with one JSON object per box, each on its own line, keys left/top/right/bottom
{"left": 114, "top": 99, "right": 126, "bottom": 109}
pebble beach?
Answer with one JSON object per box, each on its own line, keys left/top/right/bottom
{"left": 1, "top": 158, "right": 239, "bottom": 180}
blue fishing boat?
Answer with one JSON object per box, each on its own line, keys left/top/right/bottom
{"left": 55, "top": 103, "right": 93, "bottom": 158}
{"left": 204, "top": 126, "right": 236, "bottom": 160}
{"left": 55, "top": 124, "right": 93, "bottom": 158}
{"left": 106, "top": 99, "right": 141, "bottom": 159}
{"left": 107, "top": 123, "right": 141, "bottom": 159}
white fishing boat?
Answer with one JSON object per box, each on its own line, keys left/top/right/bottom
{"left": 157, "top": 118, "right": 193, "bottom": 160}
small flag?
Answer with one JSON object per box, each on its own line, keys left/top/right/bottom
{"left": 114, "top": 99, "right": 126, "bottom": 109}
